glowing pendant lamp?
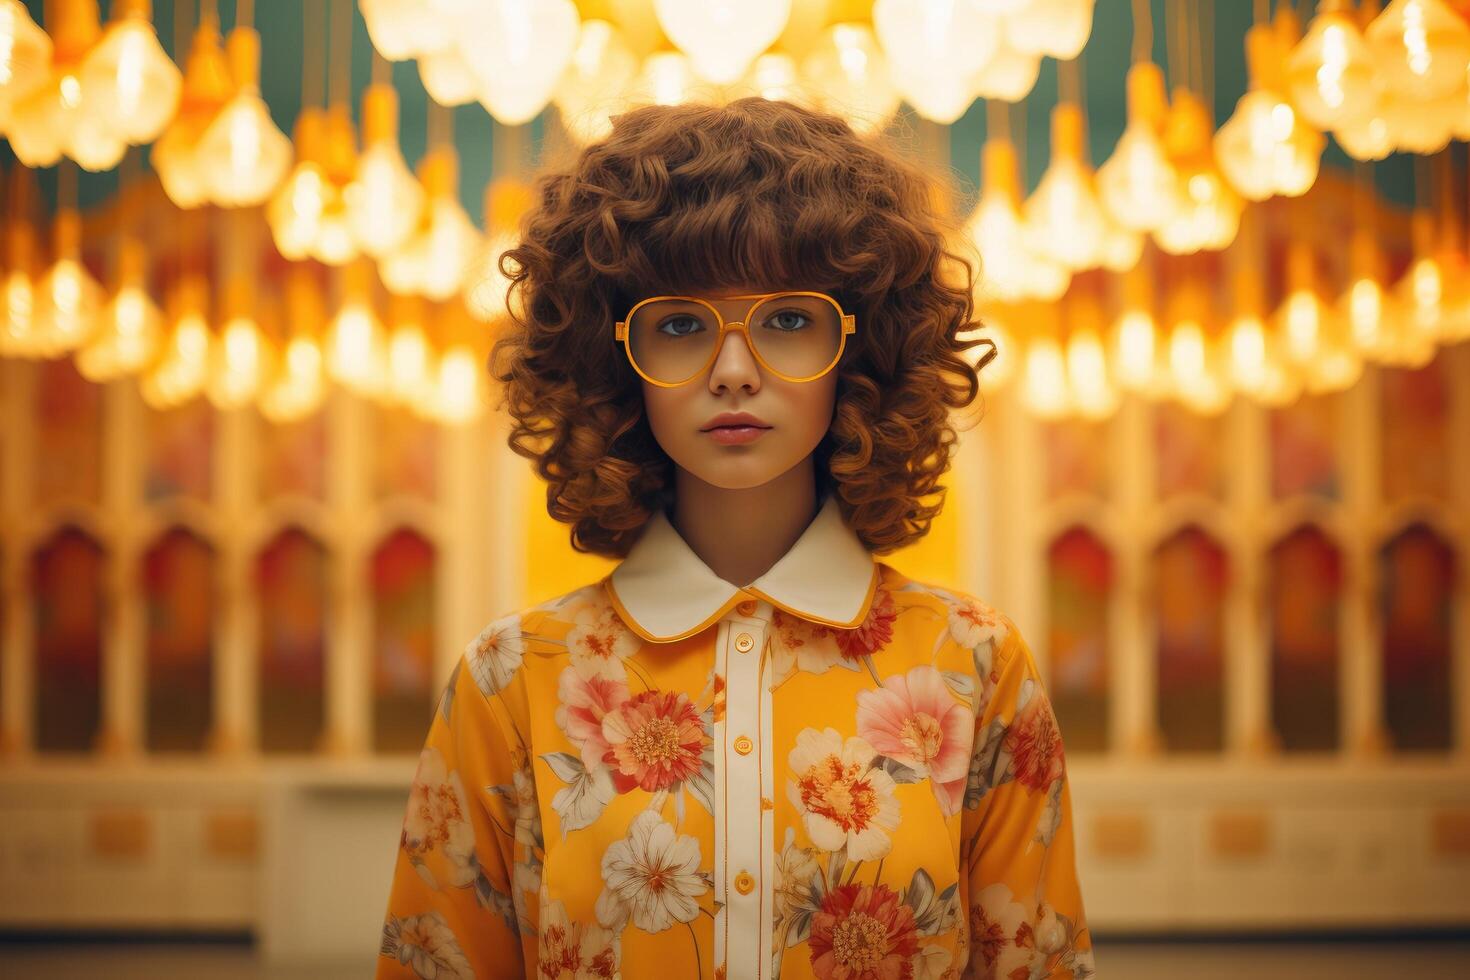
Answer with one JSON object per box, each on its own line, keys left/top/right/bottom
{"left": 1064, "top": 291, "right": 1121, "bottom": 420}
{"left": 77, "top": 234, "right": 163, "bottom": 380}
{"left": 78, "top": 0, "right": 181, "bottom": 145}
{"left": 1006, "top": 0, "right": 1097, "bottom": 61}
{"left": 553, "top": 19, "right": 641, "bottom": 145}
{"left": 1286, "top": 0, "right": 1379, "bottom": 130}
{"left": 310, "top": 107, "right": 360, "bottom": 265}
{"left": 1390, "top": 209, "right": 1452, "bottom": 354}
{"left": 384, "top": 292, "right": 435, "bottom": 409}
{"left": 207, "top": 273, "right": 273, "bottom": 410}
{"left": 1023, "top": 102, "right": 1108, "bottom": 271}
{"left": 1, "top": 215, "right": 39, "bottom": 358}
{"left": 0, "top": 0, "right": 53, "bottom": 133}
{"left": 196, "top": 25, "right": 291, "bottom": 208}
{"left": 1156, "top": 87, "right": 1241, "bottom": 255}
{"left": 462, "top": 0, "right": 580, "bottom": 124}
{"left": 381, "top": 146, "right": 478, "bottom": 301}
{"left": 799, "top": 22, "right": 900, "bottom": 137}
{"left": 268, "top": 107, "right": 330, "bottom": 261}
{"left": 466, "top": 177, "right": 534, "bottom": 322}
{"left": 260, "top": 266, "right": 328, "bottom": 423}
{"left": 1364, "top": 0, "right": 1470, "bottom": 101}
{"left": 968, "top": 136, "right": 1068, "bottom": 304}
{"left": 1215, "top": 20, "right": 1324, "bottom": 201}
{"left": 346, "top": 83, "right": 424, "bottom": 257}
{"left": 153, "top": 14, "right": 232, "bottom": 209}
{"left": 33, "top": 207, "right": 103, "bottom": 356}
{"left": 1339, "top": 224, "right": 1392, "bottom": 361}
{"left": 655, "top": 0, "right": 791, "bottom": 85}
{"left": 433, "top": 301, "right": 489, "bottom": 425}
{"left": 1098, "top": 61, "right": 1182, "bottom": 233}
{"left": 359, "top": 0, "right": 451, "bottom": 62}
{"left": 873, "top": 0, "right": 999, "bottom": 121}
{"left": 140, "top": 276, "right": 211, "bottom": 409}
{"left": 326, "top": 259, "right": 388, "bottom": 395}
{"left": 1110, "top": 260, "right": 1164, "bottom": 396}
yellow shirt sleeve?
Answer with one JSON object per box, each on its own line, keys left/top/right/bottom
{"left": 961, "top": 619, "right": 1097, "bottom": 978}
{"left": 376, "top": 651, "right": 534, "bottom": 979}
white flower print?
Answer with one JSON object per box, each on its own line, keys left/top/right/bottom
{"left": 768, "top": 608, "right": 850, "bottom": 684}
{"left": 786, "top": 727, "right": 901, "bottom": 861}
{"left": 943, "top": 592, "right": 1009, "bottom": 651}
{"left": 773, "top": 825, "right": 822, "bottom": 926}
{"left": 967, "top": 881, "right": 1033, "bottom": 980}
{"left": 467, "top": 613, "right": 525, "bottom": 697}
{"left": 595, "top": 808, "right": 709, "bottom": 934}
{"left": 913, "top": 942, "right": 953, "bottom": 980}
{"left": 380, "top": 910, "right": 474, "bottom": 980}
{"left": 402, "top": 746, "right": 478, "bottom": 889}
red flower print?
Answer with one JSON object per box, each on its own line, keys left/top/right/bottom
{"left": 1005, "top": 689, "right": 1065, "bottom": 792}
{"left": 833, "top": 589, "right": 898, "bottom": 660}
{"left": 601, "top": 689, "right": 709, "bottom": 794}
{"left": 809, "top": 881, "right": 919, "bottom": 980}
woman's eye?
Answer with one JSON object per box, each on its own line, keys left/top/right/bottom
{"left": 659, "top": 316, "right": 704, "bottom": 336}
{"left": 765, "top": 310, "right": 809, "bottom": 331}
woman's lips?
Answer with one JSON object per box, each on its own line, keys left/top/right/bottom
{"left": 703, "top": 424, "right": 770, "bottom": 445}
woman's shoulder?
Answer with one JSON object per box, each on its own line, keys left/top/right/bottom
{"left": 874, "top": 561, "right": 1020, "bottom": 656}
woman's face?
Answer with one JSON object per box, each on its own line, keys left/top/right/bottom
{"left": 638, "top": 289, "right": 840, "bottom": 491}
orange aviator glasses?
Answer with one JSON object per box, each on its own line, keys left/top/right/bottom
{"left": 615, "top": 291, "right": 857, "bottom": 387}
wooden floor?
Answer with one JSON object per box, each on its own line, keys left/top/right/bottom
{"left": 0, "top": 935, "right": 1467, "bottom": 978}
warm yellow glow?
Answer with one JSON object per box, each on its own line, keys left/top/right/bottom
{"left": 1286, "top": 5, "right": 1378, "bottom": 129}
{"left": 1215, "top": 90, "right": 1325, "bottom": 200}
{"left": 1024, "top": 102, "right": 1107, "bottom": 270}
{"left": 1226, "top": 314, "right": 1270, "bottom": 394}
{"left": 1111, "top": 309, "right": 1159, "bottom": 392}
{"left": 1021, "top": 335, "right": 1070, "bottom": 418}
{"left": 260, "top": 335, "right": 327, "bottom": 422}
{"left": 326, "top": 301, "right": 388, "bottom": 394}
{"left": 873, "top": 0, "right": 999, "bottom": 121}
{"left": 387, "top": 321, "right": 435, "bottom": 405}
{"left": 800, "top": 22, "right": 899, "bottom": 136}
{"left": 140, "top": 310, "right": 211, "bottom": 409}
{"left": 1098, "top": 64, "right": 1181, "bottom": 233}
{"left": 1065, "top": 326, "right": 1118, "bottom": 419}
{"left": 207, "top": 315, "right": 269, "bottom": 409}
{"left": 79, "top": 10, "right": 182, "bottom": 145}
{"left": 196, "top": 27, "right": 291, "bottom": 208}
{"left": 77, "top": 285, "right": 163, "bottom": 380}
{"left": 433, "top": 343, "right": 488, "bottom": 424}
{"left": 553, "top": 19, "right": 640, "bottom": 145}
{"left": 655, "top": 0, "right": 790, "bottom": 85}
{"left": 1364, "top": 0, "right": 1470, "bottom": 101}
{"left": 34, "top": 257, "right": 102, "bottom": 355}
{"left": 0, "top": 1, "right": 52, "bottom": 130}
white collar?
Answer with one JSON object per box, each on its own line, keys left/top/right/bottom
{"left": 603, "top": 493, "right": 879, "bottom": 643}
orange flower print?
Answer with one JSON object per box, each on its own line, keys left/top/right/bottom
{"left": 808, "top": 881, "right": 919, "bottom": 980}
{"left": 401, "top": 746, "right": 478, "bottom": 888}
{"left": 1005, "top": 686, "right": 1065, "bottom": 793}
{"left": 833, "top": 588, "right": 898, "bottom": 660}
{"left": 787, "top": 728, "right": 900, "bottom": 860}
{"left": 944, "top": 593, "right": 1008, "bottom": 651}
{"left": 537, "top": 895, "right": 620, "bottom": 979}
{"left": 601, "top": 689, "right": 709, "bottom": 794}
{"left": 566, "top": 596, "right": 640, "bottom": 682}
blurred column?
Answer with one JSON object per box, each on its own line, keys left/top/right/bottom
{"left": 436, "top": 414, "right": 488, "bottom": 689}
{"left": 1341, "top": 364, "right": 1387, "bottom": 757}
{"left": 0, "top": 360, "right": 36, "bottom": 757}
{"left": 994, "top": 376, "right": 1046, "bottom": 677}
{"left": 208, "top": 405, "right": 257, "bottom": 757}
{"left": 1450, "top": 342, "right": 1470, "bottom": 765}
{"left": 1112, "top": 389, "right": 1160, "bottom": 757}
{"left": 97, "top": 378, "right": 146, "bottom": 758}
{"left": 1224, "top": 382, "right": 1275, "bottom": 756}
{"left": 322, "top": 386, "right": 371, "bottom": 756}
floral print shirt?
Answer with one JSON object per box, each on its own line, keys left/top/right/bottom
{"left": 377, "top": 493, "right": 1095, "bottom": 979}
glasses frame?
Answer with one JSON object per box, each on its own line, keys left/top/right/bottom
{"left": 614, "top": 290, "right": 857, "bottom": 387}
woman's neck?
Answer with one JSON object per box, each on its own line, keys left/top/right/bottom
{"left": 667, "top": 461, "right": 821, "bottom": 589}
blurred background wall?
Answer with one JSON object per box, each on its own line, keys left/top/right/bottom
{"left": 1, "top": 0, "right": 1469, "bottom": 975}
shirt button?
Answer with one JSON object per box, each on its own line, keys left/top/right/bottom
{"left": 733, "top": 871, "right": 754, "bottom": 895}
{"left": 737, "top": 599, "right": 757, "bottom": 616}
{"left": 734, "top": 632, "right": 754, "bottom": 653}
{"left": 733, "top": 734, "right": 753, "bottom": 755}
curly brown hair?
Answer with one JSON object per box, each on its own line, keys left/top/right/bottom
{"left": 488, "top": 96, "right": 995, "bottom": 559}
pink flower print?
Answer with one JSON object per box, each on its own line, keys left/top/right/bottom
{"left": 808, "top": 881, "right": 919, "bottom": 980}
{"left": 600, "top": 689, "right": 709, "bottom": 794}
{"left": 555, "top": 665, "right": 630, "bottom": 772}
{"left": 833, "top": 588, "right": 898, "bottom": 660}
{"left": 856, "top": 665, "right": 973, "bottom": 816}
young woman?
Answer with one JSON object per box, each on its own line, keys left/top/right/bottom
{"left": 377, "top": 96, "right": 1095, "bottom": 980}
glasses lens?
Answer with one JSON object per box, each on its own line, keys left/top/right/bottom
{"left": 627, "top": 294, "right": 843, "bottom": 384}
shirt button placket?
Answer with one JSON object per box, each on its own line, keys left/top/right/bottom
{"left": 724, "top": 596, "right": 767, "bottom": 978}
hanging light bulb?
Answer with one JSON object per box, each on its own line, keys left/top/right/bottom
{"left": 1333, "top": 97, "right": 1394, "bottom": 160}
{"left": 78, "top": 0, "right": 181, "bottom": 145}
{"left": 1390, "top": 208, "right": 1450, "bottom": 351}
{"left": 967, "top": 137, "right": 1069, "bottom": 304}
{"left": 1098, "top": 61, "right": 1182, "bottom": 233}
{"left": 461, "top": 0, "right": 580, "bottom": 124}
{"left": 384, "top": 292, "right": 435, "bottom": 408}
{"left": 346, "top": 83, "right": 424, "bottom": 257}
{"left": 1273, "top": 239, "right": 1361, "bottom": 392}
{"left": 1021, "top": 335, "right": 1072, "bottom": 419}
{"left": 799, "top": 22, "right": 900, "bottom": 136}
{"left": 1023, "top": 102, "right": 1107, "bottom": 271}
{"left": 1109, "top": 261, "right": 1165, "bottom": 396}
{"left": 33, "top": 207, "right": 103, "bottom": 356}
{"left": 1338, "top": 224, "right": 1393, "bottom": 360}
{"left": 268, "top": 107, "right": 330, "bottom": 261}
{"left": 1364, "top": 0, "right": 1470, "bottom": 101}
{"left": 152, "top": 13, "right": 232, "bottom": 209}
{"left": 77, "top": 235, "right": 162, "bottom": 380}
{"left": 7, "top": 0, "right": 126, "bottom": 171}
{"left": 381, "top": 146, "right": 478, "bottom": 301}
{"left": 310, "top": 106, "right": 360, "bottom": 265}
{"left": 1064, "top": 291, "right": 1120, "bottom": 419}
{"left": 552, "top": 19, "right": 641, "bottom": 145}
{"left": 1162, "top": 280, "right": 1230, "bottom": 414}
{"left": 654, "top": 0, "right": 791, "bottom": 85}
{"left": 1287, "top": 0, "right": 1380, "bottom": 130}
{"left": 260, "top": 266, "right": 328, "bottom": 422}
{"left": 1156, "top": 88, "right": 1242, "bottom": 255}
{"left": 873, "top": 0, "right": 999, "bottom": 121}
{"left": 970, "top": 37, "right": 1042, "bottom": 103}
{"left": 140, "top": 275, "right": 211, "bottom": 409}
{"left": 207, "top": 274, "right": 273, "bottom": 409}
{"left": 1005, "top": 0, "right": 1097, "bottom": 61}
{"left": 359, "top": 0, "right": 451, "bottom": 61}
{"left": 1, "top": 215, "right": 39, "bottom": 358}
{"left": 196, "top": 24, "right": 292, "bottom": 208}
{"left": 0, "top": 0, "right": 54, "bottom": 132}
{"left": 326, "top": 258, "right": 389, "bottom": 395}
{"left": 1215, "top": 22, "right": 1325, "bottom": 201}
